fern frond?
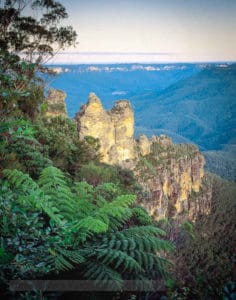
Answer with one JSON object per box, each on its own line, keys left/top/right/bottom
{"left": 97, "top": 249, "right": 142, "bottom": 273}
{"left": 74, "top": 181, "right": 95, "bottom": 202}
{"left": 39, "top": 166, "right": 66, "bottom": 186}
{"left": 3, "top": 169, "right": 39, "bottom": 193}
{"left": 95, "top": 203, "right": 131, "bottom": 221}
{"left": 112, "top": 194, "right": 136, "bottom": 207}
{"left": 121, "top": 225, "right": 167, "bottom": 237}
{"left": 57, "top": 248, "right": 85, "bottom": 264}
{"left": 72, "top": 216, "right": 108, "bottom": 233}
{"left": 38, "top": 166, "right": 77, "bottom": 220}
{"left": 48, "top": 247, "right": 85, "bottom": 272}
{"left": 128, "top": 250, "right": 171, "bottom": 271}
{"left": 39, "top": 166, "right": 72, "bottom": 199}
{"left": 83, "top": 261, "right": 123, "bottom": 289}
{"left": 107, "top": 215, "right": 128, "bottom": 232}
{"left": 73, "top": 197, "right": 95, "bottom": 218}
{"left": 99, "top": 229, "right": 174, "bottom": 253}
{"left": 132, "top": 206, "right": 153, "bottom": 225}
{"left": 48, "top": 248, "right": 73, "bottom": 271}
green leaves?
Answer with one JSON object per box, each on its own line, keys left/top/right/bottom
{"left": 73, "top": 216, "right": 108, "bottom": 234}
{"left": 1, "top": 165, "right": 173, "bottom": 292}
{"left": 0, "top": 0, "right": 77, "bottom": 120}
{"left": 48, "top": 247, "right": 85, "bottom": 272}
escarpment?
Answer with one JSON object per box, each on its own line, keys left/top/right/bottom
{"left": 135, "top": 137, "right": 208, "bottom": 219}
{"left": 74, "top": 92, "right": 210, "bottom": 219}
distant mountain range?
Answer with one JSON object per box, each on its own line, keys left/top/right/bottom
{"left": 48, "top": 63, "right": 202, "bottom": 117}
{"left": 49, "top": 63, "right": 236, "bottom": 180}
{"left": 135, "top": 64, "right": 236, "bottom": 151}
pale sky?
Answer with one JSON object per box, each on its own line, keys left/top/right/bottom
{"left": 51, "top": 0, "right": 236, "bottom": 63}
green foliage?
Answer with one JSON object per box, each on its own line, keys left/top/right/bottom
{"left": 78, "top": 162, "right": 118, "bottom": 186}
{"left": 84, "top": 135, "right": 101, "bottom": 152}
{"left": 0, "top": 0, "right": 77, "bottom": 119}
{"left": 132, "top": 206, "right": 153, "bottom": 225}
{"left": 35, "top": 116, "right": 100, "bottom": 173}
{"left": 77, "top": 163, "right": 141, "bottom": 197}
{"left": 1, "top": 166, "right": 173, "bottom": 294}
{"left": 0, "top": 118, "right": 52, "bottom": 177}
{"left": 149, "top": 142, "right": 197, "bottom": 162}
{"left": 170, "top": 176, "right": 236, "bottom": 299}
{"left": 0, "top": 0, "right": 77, "bottom": 65}
{"left": 204, "top": 147, "right": 236, "bottom": 181}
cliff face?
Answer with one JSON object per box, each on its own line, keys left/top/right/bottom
{"left": 75, "top": 93, "right": 136, "bottom": 165}
{"left": 75, "top": 93, "right": 209, "bottom": 219}
{"left": 46, "top": 89, "right": 67, "bottom": 117}
{"left": 135, "top": 137, "right": 207, "bottom": 219}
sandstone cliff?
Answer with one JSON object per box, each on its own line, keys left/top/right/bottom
{"left": 135, "top": 137, "right": 208, "bottom": 219}
{"left": 46, "top": 89, "right": 67, "bottom": 117}
{"left": 75, "top": 93, "right": 209, "bottom": 219}
{"left": 75, "top": 93, "right": 136, "bottom": 165}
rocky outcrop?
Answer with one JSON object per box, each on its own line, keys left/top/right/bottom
{"left": 46, "top": 89, "right": 67, "bottom": 117}
{"left": 75, "top": 93, "right": 209, "bottom": 219}
{"left": 75, "top": 93, "right": 136, "bottom": 165}
{"left": 135, "top": 139, "right": 206, "bottom": 219}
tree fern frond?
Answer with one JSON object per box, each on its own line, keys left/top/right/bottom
{"left": 72, "top": 216, "right": 108, "bottom": 233}
{"left": 39, "top": 166, "right": 73, "bottom": 199}
{"left": 121, "top": 225, "right": 167, "bottom": 237}
{"left": 73, "top": 197, "right": 95, "bottom": 217}
{"left": 128, "top": 250, "right": 171, "bottom": 271}
{"left": 74, "top": 181, "right": 95, "bottom": 202}
{"left": 107, "top": 212, "right": 132, "bottom": 232}
{"left": 38, "top": 166, "right": 66, "bottom": 186}
{"left": 95, "top": 204, "right": 129, "bottom": 221}
{"left": 132, "top": 206, "right": 153, "bottom": 225}
{"left": 48, "top": 248, "right": 73, "bottom": 271}
{"left": 3, "top": 169, "right": 39, "bottom": 193}
{"left": 48, "top": 247, "right": 86, "bottom": 272}
{"left": 112, "top": 194, "right": 136, "bottom": 207}
{"left": 97, "top": 249, "right": 142, "bottom": 273}
{"left": 57, "top": 248, "right": 85, "bottom": 264}
{"left": 83, "top": 261, "right": 124, "bottom": 290}
{"left": 41, "top": 200, "right": 65, "bottom": 225}
{"left": 3, "top": 169, "right": 65, "bottom": 224}
{"left": 99, "top": 229, "right": 174, "bottom": 254}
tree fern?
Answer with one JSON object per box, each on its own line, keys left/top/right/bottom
{"left": 3, "top": 169, "right": 39, "bottom": 193}
{"left": 72, "top": 216, "right": 108, "bottom": 234}
{"left": 48, "top": 247, "right": 85, "bottom": 272}
{"left": 132, "top": 206, "right": 153, "bottom": 225}
{"left": 2, "top": 166, "right": 174, "bottom": 291}
{"left": 87, "top": 225, "right": 174, "bottom": 283}
{"left": 83, "top": 261, "right": 123, "bottom": 289}
{"left": 3, "top": 168, "right": 65, "bottom": 225}
{"left": 121, "top": 225, "right": 167, "bottom": 237}
{"left": 38, "top": 166, "right": 76, "bottom": 220}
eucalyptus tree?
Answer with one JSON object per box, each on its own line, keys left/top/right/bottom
{"left": 0, "top": 0, "right": 77, "bottom": 118}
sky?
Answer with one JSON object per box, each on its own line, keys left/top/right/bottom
{"left": 50, "top": 0, "right": 236, "bottom": 63}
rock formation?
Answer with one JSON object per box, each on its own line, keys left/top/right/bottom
{"left": 46, "top": 89, "right": 67, "bottom": 117}
{"left": 134, "top": 139, "right": 207, "bottom": 219}
{"left": 75, "top": 93, "right": 136, "bottom": 165}
{"left": 75, "top": 93, "right": 208, "bottom": 219}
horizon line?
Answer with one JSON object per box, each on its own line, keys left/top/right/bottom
{"left": 53, "top": 51, "right": 177, "bottom": 56}
{"left": 46, "top": 60, "right": 235, "bottom": 65}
